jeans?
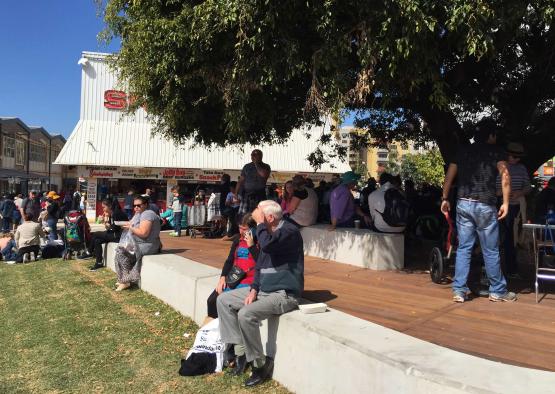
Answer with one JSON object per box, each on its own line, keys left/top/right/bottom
{"left": 1, "top": 239, "right": 17, "bottom": 261}
{"left": 173, "top": 212, "right": 182, "bottom": 236}
{"left": 453, "top": 200, "right": 507, "bottom": 296}
{"left": 501, "top": 204, "right": 520, "bottom": 275}
{"left": 2, "top": 217, "right": 12, "bottom": 232}
{"left": 46, "top": 218, "right": 58, "bottom": 241}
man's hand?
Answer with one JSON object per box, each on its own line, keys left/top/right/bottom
{"left": 440, "top": 200, "right": 451, "bottom": 214}
{"left": 244, "top": 289, "right": 258, "bottom": 305}
{"left": 498, "top": 203, "right": 509, "bottom": 220}
{"left": 252, "top": 207, "right": 265, "bottom": 225}
{"left": 216, "top": 276, "right": 226, "bottom": 294}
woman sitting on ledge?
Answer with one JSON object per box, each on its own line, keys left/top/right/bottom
{"left": 116, "top": 195, "right": 161, "bottom": 291}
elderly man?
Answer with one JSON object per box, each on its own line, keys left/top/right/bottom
{"left": 237, "top": 149, "right": 271, "bottom": 217}
{"left": 20, "top": 190, "right": 41, "bottom": 222}
{"left": 217, "top": 200, "right": 303, "bottom": 387}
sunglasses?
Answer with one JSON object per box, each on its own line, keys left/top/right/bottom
{"left": 133, "top": 204, "right": 144, "bottom": 208}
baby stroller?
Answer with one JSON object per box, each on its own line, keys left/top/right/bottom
{"left": 62, "top": 210, "right": 91, "bottom": 260}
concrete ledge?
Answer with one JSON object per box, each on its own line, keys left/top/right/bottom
{"left": 103, "top": 243, "right": 554, "bottom": 394}
{"left": 301, "top": 224, "right": 404, "bottom": 270}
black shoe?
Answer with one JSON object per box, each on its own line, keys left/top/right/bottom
{"left": 89, "top": 263, "right": 104, "bottom": 271}
{"left": 245, "top": 357, "right": 274, "bottom": 387}
{"left": 78, "top": 253, "right": 93, "bottom": 260}
{"left": 232, "top": 355, "right": 249, "bottom": 376}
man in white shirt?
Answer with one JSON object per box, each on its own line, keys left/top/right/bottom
{"left": 368, "top": 173, "right": 406, "bottom": 233}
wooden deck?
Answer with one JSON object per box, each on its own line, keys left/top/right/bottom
{"left": 159, "top": 232, "right": 555, "bottom": 372}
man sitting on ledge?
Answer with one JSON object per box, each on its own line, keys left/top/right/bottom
{"left": 217, "top": 200, "right": 304, "bottom": 387}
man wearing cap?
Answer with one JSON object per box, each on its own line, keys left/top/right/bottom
{"left": 441, "top": 120, "right": 516, "bottom": 303}
{"left": 496, "top": 143, "right": 531, "bottom": 279}
{"left": 20, "top": 190, "right": 41, "bottom": 222}
{"left": 328, "top": 171, "right": 371, "bottom": 231}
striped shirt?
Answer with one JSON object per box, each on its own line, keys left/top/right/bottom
{"left": 496, "top": 162, "right": 530, "bottom": 205}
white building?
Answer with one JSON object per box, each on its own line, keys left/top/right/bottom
{"left": 55, "top": 52, "right": 349, "bottom": 220}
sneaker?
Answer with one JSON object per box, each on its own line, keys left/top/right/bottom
{"left": 489, "top": 292, "right": 517, "bottom": 302}
{"left": 29, "top": 252, "right": 35, "bottom": 262}
{"left": 168, "top": 232, "right": 178, "bottom": 237}
{"left": 5, "top": 260, "right": 16, "bottom": 265}
{"left": 22, "top": 253, "right": 29, "bottom": 264}
{"left": 89, "top": 263, "right": 104, "bottom": 271}
{"left": 77, "top": 253, "right": 93, "bottom": 260}
{"left": 452, "top": 292, "right": 467, "bottom": 303}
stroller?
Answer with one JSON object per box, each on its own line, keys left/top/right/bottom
{"left": 62, "top": 210, "right": 91, "bottom": 260}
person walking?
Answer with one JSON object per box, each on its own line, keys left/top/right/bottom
{"left": 441, "top": 120, "right": 517, "bottom": 303}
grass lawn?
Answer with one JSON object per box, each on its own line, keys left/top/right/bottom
{"left": 0, "top": 259, "right": 290, "bottom": 394}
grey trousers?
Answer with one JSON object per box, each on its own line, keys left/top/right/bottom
{"left": 216, "top": 287, "right": 299, "bottom": 362}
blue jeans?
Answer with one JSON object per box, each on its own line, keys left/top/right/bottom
{"left": 1, "top": 239, "right": 17, "bottom": 261}
{"left": 46, "top": 218, "right": 58, "bottom": 241}
{"left": 173, "top": 212, "right": 182, "bottom": 236}
{"left": 453, "top": 200, "right": 507, "bottom": 296}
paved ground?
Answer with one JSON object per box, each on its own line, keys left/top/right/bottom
{"left": 159, "top": 232, "right": 555, "bottom": 372}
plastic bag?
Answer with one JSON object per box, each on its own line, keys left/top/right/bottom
{"left": 118, "top": 230, "right": 137, "bottom": 254}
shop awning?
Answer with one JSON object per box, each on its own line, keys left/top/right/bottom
{"left": 54, "top": 119, "right": 350, "bottom": 174}
{"left": 0, "top": 169, "right": 47, "bottom": 180}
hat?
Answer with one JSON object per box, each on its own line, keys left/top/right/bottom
{"left": 506, "top": 142, "right": 525, "bottom": 157}
{"left": 46, "top": 191, "right": 60, "bottom": 200}
{"left": 341, "top": 171, "right": 361, "bottom": 184}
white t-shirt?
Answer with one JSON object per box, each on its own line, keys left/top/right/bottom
{"left": 368, "top": 182, "right": 405, "bottom": 233}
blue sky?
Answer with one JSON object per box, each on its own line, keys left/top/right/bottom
{"left": 0, "top": 1, "right": 119, "bottom": 138}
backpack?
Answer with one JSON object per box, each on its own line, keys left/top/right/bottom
{"left": 378, "top": 188, "right": 410, "bottom": 227}
{"left": 65, "top": 221, "right": 82, "bottom": 244}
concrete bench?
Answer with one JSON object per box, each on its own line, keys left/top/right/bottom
{"left": 301, "top": 224, "right": 404, "bottom": 270}
{"left": 103, "top": 243, "right": 553, "bottom": 394}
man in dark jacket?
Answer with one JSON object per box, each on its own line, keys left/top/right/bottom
{"left": 0, "top": 195, "right": 16, "bottom": 232}
{"left": 217, "top": 200, "right": 303, "bottom": 387}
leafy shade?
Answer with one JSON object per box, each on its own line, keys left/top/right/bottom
{"left": 400, "top": 149, "right": 445, "bottom": 188}
{"left": 98, "top": 1, "right": 555, "bottom": 172}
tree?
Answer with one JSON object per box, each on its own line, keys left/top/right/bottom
{"left": 97, "top": 1, "right": 555, "bottom": 172}
{"left": 400, "top": 149, "right": 445, "bottom": 187}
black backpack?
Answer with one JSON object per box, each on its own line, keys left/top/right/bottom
{"left": 378, "top": 188, "right": 410, "bottom": 227}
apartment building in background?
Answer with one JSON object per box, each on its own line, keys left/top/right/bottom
{"left": 0, "top": 117, "right": 67, "bottom": 195}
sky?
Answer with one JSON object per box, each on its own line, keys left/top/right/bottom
{"left": 0, "top": 1, "right": 120, "bottom": 138}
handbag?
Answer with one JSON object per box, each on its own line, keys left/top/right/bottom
{"left": 225, "top": 265, "right": 249, "bottom": 289}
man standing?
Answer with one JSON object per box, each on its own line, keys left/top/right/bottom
{"left": 441, "top": 120, "right": 517, "bottom": 303}
{"left": 217, "top": 200, "right": 303, "bottom": 387}
{"left": 237, "top": 149, "right": 271, "bottom": 217}
{"left": 20, "top": 190, "right": 41, "bottom": 222}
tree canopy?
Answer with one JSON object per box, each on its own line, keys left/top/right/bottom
{"left": 97, "top": 1, "right": 555, "bottom": 172}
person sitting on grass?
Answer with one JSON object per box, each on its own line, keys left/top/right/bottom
{"left": 206, "top": 214, "right": 258, "bottom": 321}
{"left": 116, "top": 195, "right": 161, "bottom": 291}
{"left": 15, "top": 213, "right": 45, "bottom": 263}
{"left": 217, "top": 200, "right": 303, "bottom": 387}
{"left": 80, "top": 199, "right": 129, "bottom": 271}
{"left": 0, "top": 232, "right": 17, "bottom": 263}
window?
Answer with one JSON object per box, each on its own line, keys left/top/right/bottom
{"left": 3, "top": 136, "right": 15, "bottom": 158}
{"left": 15, "top": 140, "right": 25, "bottom": 166}
{"left": 30, "top": 143, "right": 47, "bottom": 162}
{"left": 378, "top": 152, "right": 388, "bottom": 159}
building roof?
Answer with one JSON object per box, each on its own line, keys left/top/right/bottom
{"left": 54, "top": 119, "right": 349, "bottom": 173}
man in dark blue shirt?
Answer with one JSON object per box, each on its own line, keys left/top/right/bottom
{"left": 217, "top": 200, "right": 303, "bottom": 387}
